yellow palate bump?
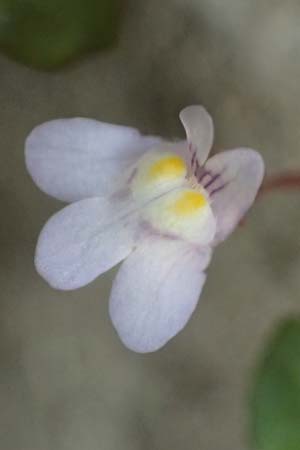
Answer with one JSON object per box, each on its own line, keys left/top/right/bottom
{"left": 171, "top": 191, "right": 207, "bottom": 216}
{"left": 148, "top": 155, "right": 186, "bottom": 181}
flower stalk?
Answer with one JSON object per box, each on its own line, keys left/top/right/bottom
{"left": 259, "top": 171, "right": 300, "bottom": 196}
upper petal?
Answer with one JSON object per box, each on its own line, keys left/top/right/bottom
{"left": 25, "top": 118, "right": 161, "bottom": 202}
{"left": 109, "top": 237, "right": 211, "bottom": 353}
{"left": 35, "top": 196, "right": 138, "bottom": 290}
{"left": 204, "top": 148, "right": 264, "bottom": 243}
{"left": 179, "top": 105, "right": 214, "bottom": 166}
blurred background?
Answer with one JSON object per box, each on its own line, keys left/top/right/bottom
{"left": 0, "top": 1, "right": 300, "bottom": 449}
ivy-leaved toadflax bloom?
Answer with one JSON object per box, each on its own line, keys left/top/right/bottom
{"left": 25, "top": 106, "right": 264, "bottom": 353}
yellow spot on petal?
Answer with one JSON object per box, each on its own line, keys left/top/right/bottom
{"left": 171, "top": 191, "right": 207, "bottom": 216}
{"left": 148, "top": 155, "right": 186, "bottom": 181}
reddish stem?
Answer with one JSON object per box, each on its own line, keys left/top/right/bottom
{"left": 239, "top": 171, "right": 300, "bottom": 226}
{"left": 258, "top": 171, "right": 300, "bottom": 197}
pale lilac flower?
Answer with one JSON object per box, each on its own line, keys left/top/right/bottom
{"left": 25, "top": 106, "right": 264, "bottom": 353}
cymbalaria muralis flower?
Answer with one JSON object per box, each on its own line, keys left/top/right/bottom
{"left": 25, "top": 106, "right": 264, "bottom": 353}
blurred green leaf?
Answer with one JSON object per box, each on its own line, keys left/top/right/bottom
{"left": 0, "top": 0, "right": 122, "bottom": 70}
{"left": 251, "top": 318, "right": 300, "bottom": 450}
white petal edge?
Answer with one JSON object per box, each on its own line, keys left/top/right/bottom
{"left": 179, "top": 105, "right": 214, "bottom": 165}
{"left": 109, "top": 237, "right": 212, "bottom": 353}
{"left": 25, "top": 118, "right": 161, "bottom": 203}
{"left": 205, "top": 148, "right": 265, "bottom": 243}
{"left": 35, "top": 196, "right": 139, "bottom": 290}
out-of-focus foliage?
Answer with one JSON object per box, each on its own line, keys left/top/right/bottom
{"left": 0, "top": 0, "right": 122, "bottom": 70}
{"left": 251, "top": 318, "right": 300, "bottom": 450}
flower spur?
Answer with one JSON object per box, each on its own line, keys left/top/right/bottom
{"left": 25, "top": 106, "right": 264, "bottom": 353}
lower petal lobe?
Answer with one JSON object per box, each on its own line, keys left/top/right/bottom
{"left": 109, "top": 237, "right": 211, "bottom": 352}
{"left": 35, "top": 196, "right": 138, "bottom": 290}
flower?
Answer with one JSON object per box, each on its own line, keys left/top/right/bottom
{"left": 25, "top": 105, "right": 264, "bottom": 353}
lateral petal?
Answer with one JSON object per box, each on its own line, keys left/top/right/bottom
{"left": 204, "top": 148, "right": 264, "bottom": 242}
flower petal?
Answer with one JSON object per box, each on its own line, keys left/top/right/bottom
{"left": 109, "top": 237, "right": 211, "bottom": 353}
{"left": 179, "top": 105, "right": 214, "bottom": 166}
{"left": 35, "top": 196, "right": 138, "bottom": 290}
{"left": 204, "top": 148, "right": 264, "bottom": 242}
{"left": 25, "top": 118, "right": 161, "bottom": 202}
